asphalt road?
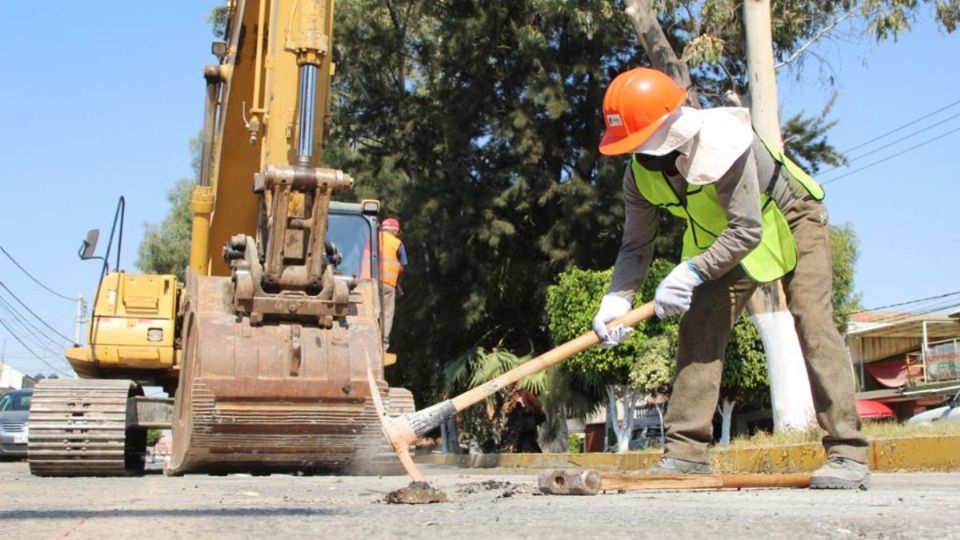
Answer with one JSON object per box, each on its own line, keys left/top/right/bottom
{"left": 2, "top": 461, "right": 959, "bottom": 539}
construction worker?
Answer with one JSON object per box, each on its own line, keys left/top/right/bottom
{"left": 591, "top": 67, "right": 870, "bottom": 489}
{"left": 380, "top": 217, "right": 407, "bottom": 350}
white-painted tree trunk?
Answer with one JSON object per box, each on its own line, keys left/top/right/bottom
{"left": 750, "top": 309, "right": 817, "bottom": 429}
{"left": 743, "top": 1, "right": 817, "bottom": 432}
{"left": 718, "top": 398, "right": 736, "bottom": 446}
{"left": 606, "top": 386, "right": 639, "bottom": 453}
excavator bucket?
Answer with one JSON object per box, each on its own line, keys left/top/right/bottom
{"left": 166, "top": 272, "right": 410, "bottom": 475}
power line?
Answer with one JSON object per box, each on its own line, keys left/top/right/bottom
{"left": 0, "top": 245, "right": 74, "bottom": 301}
{"left": 853, "top": 290, "right": 960, "bottom": 314}
{"left": 0, "top": 318, "right": 71, "bottom": 377}
{"left": 841, "top": 97, "right": 960, "bottom": 154}
{"left": 821, "top": 125, "right": 960, "bottom": 185}
{"left": 0, "top": 298, "right": 65, "bottom": 353}
{"left": 0, "top": 280, "right": 75, "bottom": 344}
{"left": 819, "top": 110, "right": 960, "bottom": 175}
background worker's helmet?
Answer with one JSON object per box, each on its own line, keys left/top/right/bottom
{"left": 598, "top": 68, "right": 688, "bottom": 156}
{"left": 382, "top": 217, "right": 401, "bottom": 233}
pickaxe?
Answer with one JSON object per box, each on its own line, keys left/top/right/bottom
{"left": 368, "top": 302, "right": 655, "bottom": 482}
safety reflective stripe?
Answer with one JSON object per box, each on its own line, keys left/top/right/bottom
{"left": 631, "top": 156, "right": 797, "bottom": 283}
{"left": 380, "top": 231, "right": 403, "bottom": 287}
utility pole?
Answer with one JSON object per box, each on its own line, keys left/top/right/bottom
{"left": 74, "top": 294, "right": 88, "bottom": 345}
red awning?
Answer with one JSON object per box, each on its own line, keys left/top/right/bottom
{"left": 865, "top": 360, "right": 908, "bottom": 389}
{"left": 856, "top": 399, "right": 895, "bottom": 419}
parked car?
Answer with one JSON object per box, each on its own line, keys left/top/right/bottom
{"left": 907, "top": 390, "right": 960, "bottom": 426}
{"left": 0, "top": 388, "right": 33, "bottom": 459}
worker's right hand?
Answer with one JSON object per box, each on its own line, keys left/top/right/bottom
{"left": 592, "top": 295, "right": 633, "bottom": 349}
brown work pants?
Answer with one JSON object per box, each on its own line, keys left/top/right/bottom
{"left": 382, "top": 283, "right": 397, "bottom": 349}
{"left": 663, "top": 198, "right": 869, "bottom": 464}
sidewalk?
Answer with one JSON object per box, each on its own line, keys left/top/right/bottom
{"left": 415, "top": 435, "right": 960, "bottom": 473}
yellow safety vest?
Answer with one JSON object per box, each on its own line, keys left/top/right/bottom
{"left": 380, "top": 231, "right": 403, "bottom": 287}
{"left": 629, "top": 142, "right": 823, "bottom": 283}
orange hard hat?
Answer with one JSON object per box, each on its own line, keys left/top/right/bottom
{"left": 382, "top": 217, "right": 400, "bottom": 232}
{"left": 598, "top": 68, "right": 688, "bottom": 156}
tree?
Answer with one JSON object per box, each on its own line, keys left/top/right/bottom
{"left": 441, "top": 344, "right": 544, "bottom": 452}
{"left": 545, "top": 267, "right": 647, "bottom": 452}
{"left": 136, "top": 178, "right": 193, "bottom": 281}
{"left": 830, "top": 223, "right": 863, "bottom": 332}
{"left": 330, "top": 0, "right": 668, "bottom": 404}
{"left": 545, "top": 260, "right": 676, "bottom": 452}
{"left": 136, "top": 137, "right": 201, "bottom": 281}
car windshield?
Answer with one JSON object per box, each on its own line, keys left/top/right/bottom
{"left": 327, "top": 213, "right": 375, "bottom": 279}
{"left": 0, "top": 392, "right": 31, "bottom": 412}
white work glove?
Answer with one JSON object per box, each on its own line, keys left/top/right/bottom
{"left": 654, "top": 262, "right": 704, "bottom": 319}
{"left": 592, "top": 294, "right": 633, "bottom": 349}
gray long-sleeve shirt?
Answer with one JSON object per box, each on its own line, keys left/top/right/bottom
{"left": 608, "top": 135, "right": 805, "bottom": 302}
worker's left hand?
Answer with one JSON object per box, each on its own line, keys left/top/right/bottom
{"left": 592, "top": 294, "right": 633, "bottom": 349}
{"left": 654, "top": 262, "right": 704, "bottom": 319}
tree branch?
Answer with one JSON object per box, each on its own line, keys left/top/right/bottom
{"left": 774, "top": 10, "right": 856, "bottom": 70}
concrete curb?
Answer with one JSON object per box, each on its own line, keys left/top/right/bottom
{"left": 414, "top": 435, "right": 960, "bottom": 473}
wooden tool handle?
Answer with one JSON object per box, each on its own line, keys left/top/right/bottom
{"left": 451, "top": 303, "right": 655, "bottom": 412}
{"left": 601, "top": 472, "right": 811, "bottom": 491}
{"left": 720, "top": 474, "right": 811, "bottom": 489}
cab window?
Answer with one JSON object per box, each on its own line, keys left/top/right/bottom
{"left": 327, "top": 214, "right": 375, "bottom": 279}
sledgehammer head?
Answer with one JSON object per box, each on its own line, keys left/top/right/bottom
{"left": 538, "top": 468, "right": 603, "bottom": 496}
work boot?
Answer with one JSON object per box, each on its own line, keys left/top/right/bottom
{"left": 809, "top": 457, "right": 871, "bottom": 490}
{"left": 647, "top": 456, "right": 713, "bottom": 475}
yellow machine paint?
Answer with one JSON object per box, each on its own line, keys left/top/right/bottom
{"left": 64, "top": 272, "right": 179, "bottom": 383}
{"left": 31, "top": 0, "right": 412, "bottom": 477}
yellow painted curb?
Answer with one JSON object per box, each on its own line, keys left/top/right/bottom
{"left": 414, "top": 435, "right": 960, "bottom": 473}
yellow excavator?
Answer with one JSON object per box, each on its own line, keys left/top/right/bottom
{"left": 27, "top": 0, "right": 413, "bottom": 476}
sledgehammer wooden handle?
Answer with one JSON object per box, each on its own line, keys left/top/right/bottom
{"left": 451, "top": 302, "right": 655, "bottom": 412}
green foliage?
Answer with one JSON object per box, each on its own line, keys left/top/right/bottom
{"left": 830, "top": 223, "right": 863, "bottom": 332}
{"left": 721, "top": 315, "right": 769, "bottom": 406}
{"left": 441, "top": 344, "right": 541, "bottom": 450}
{"left": 545, "top": 268, "right": 645, "bottom": 382}
{"left": 629, "top": 335, "right": 676, "bottom": 395}
{"left": 567, "top": 433, "right": 585, "bottom": 453}
{"left": 781, "top": 93, "right": 848, "bottom": 174}
{"left": 146, "top": 429, "right": 162, "bottom": 447}
{"left": 136, "top": 178, "right": 193, "bottom": 281}
{"left": 208, "top": 4, "right": 229, "bottom": 39}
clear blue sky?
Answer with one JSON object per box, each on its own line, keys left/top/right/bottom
{"left": 0, "top": 3, "right": 957, "bottom": 377}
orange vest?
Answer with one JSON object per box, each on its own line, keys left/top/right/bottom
{"left": 380, "top": 231, "right": 403, "bottom": 287}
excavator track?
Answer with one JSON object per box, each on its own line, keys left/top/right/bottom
{"left": 386, "top": 388, "right": 415, "bottom": 416}
{"left": 28, "top": 379, "right": 145, "bottom": 477}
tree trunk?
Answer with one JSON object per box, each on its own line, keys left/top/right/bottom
{"left": 718, "top": 398, "right": 736, "bottom": 446}
{"left": 440, "top": 416, "right": 460, "bottom": 454}
{"left": 623, "top": 0, "right": 699, "bottom": 106}
{"left": 617, "top": 389, "right": 638, "bottom": 453}
{"left": 606, "top": 386, "right": 638, "bottom": 453}
{"left": 742, "top": 0, "right": 816, "bottom": 432}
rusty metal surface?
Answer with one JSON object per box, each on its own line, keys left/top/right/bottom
{"left": 167, "top": 272, "right": 402, "bottom": 475}
{"left": 28, "top": 379, "right": 146, "bottom": 477}
{"left": 126, "top": 396, "right": 175, "bottom": 429}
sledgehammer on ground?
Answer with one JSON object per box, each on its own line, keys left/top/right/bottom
{"left": 537, "top": 468, "right": 811, "bottom": 495}
{"left": 368, "top": 303, "right": 657, "bottom": 482}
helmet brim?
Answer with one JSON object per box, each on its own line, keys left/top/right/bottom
{"left": 598, "top": 115, "right": 670, "bottom": 156}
